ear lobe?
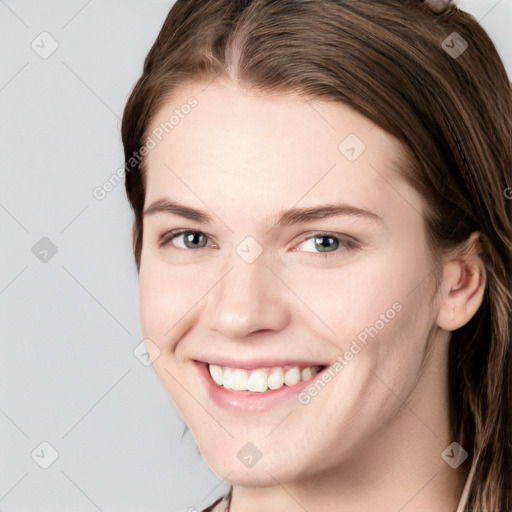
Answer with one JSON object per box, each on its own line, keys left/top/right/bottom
{"left": 436, "top": 233, "right": 487, "bottom": 331}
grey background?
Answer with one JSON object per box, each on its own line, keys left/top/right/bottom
{"left": 0, "top": 1, "right": 510, "bottom": 511}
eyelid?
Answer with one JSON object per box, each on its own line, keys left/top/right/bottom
{"left": 295, "top": 230, "right": 359, "bottom": 246}
{"left": 158, "top": 228, "right": 216, "bottom": 248}
{"left": 293, "top": 231, "right": 360, "bottom": 255}
{"left": 159, "top": 228, "right": 361, "bottom": 257}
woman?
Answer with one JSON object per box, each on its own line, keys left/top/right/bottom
{"left": 121, "top": 0, "right": 511, "bottom": 510}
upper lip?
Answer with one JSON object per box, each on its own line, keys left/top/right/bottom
{"left": 194, "top": 356, "right": 328, "bottom": 370}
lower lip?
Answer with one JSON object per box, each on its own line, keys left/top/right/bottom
{"left": 195, "top": 362, "right": 327, "bottom": 413}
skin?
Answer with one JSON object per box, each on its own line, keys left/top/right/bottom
{"left": 137, "top": 80, "right": 486, "bottom": 512}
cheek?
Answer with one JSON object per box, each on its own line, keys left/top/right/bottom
{"left": 283, "top": 237, "right": 435, "bottom": 402}
{"left": 138, "top": 261, "right": 166, "bottom": 341}
{"left": 341, "top": 243, "right": 435, "bottom": 393}
{"left": 284, "top": 240, "right": 430, "bottom": 345}
{"left": 137, "top": 258, "right": 201, "bottom": 349}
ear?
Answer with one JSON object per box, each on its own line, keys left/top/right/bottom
{"left": 436, "top": 232, "right": 487, "bottom": 331}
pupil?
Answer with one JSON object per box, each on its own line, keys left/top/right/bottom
{"left": 315, "top": 236, "right": 338, "bottom": 252}
{"left": 185, "top": 232, "right": 205, "bottom": 248}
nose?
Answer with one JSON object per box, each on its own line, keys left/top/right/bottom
{"left": 206, "top": 253, "right": 291, "bottom": 339}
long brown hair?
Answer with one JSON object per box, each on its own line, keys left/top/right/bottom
{"left": 121, "top": 1, "right": 512, "bottom": 509}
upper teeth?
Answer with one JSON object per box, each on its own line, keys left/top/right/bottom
{"left": 208, "top": 364, "right": 322, "bottom": 392}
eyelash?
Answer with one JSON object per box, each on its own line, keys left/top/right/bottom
{"left": 158, "top": 229, "right": 360, "bottom": 258}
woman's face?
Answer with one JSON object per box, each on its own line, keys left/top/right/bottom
{"left": 138, "top": 80, "right": 444, "bottom": 485}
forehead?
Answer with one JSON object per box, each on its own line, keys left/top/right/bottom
{"left": 143, "top": 80, "right": 421, "bottom": 225}
{"left": 145, "top": 80, "right": 401, "bottom": 163}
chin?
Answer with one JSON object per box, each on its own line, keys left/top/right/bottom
{"left": 202, "top": 445, "right": 317, "bottom": 487}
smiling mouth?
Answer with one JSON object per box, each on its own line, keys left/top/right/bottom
{"left": 204, "top": 362, "right": 327, "bottom": 393}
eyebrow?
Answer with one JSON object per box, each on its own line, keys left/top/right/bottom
{"left": 143, "top": 198, "right": 383, "bottom": 229}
